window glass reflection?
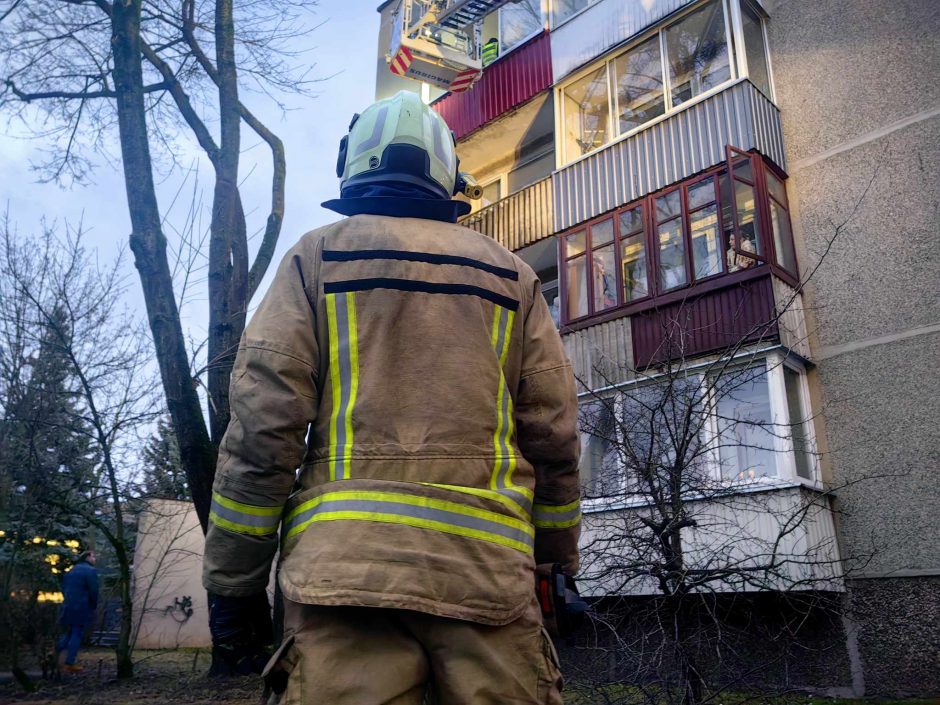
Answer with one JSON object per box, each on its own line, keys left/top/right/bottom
{"left": 665, "top": 0, "right": 732, "bottom": 106}
{"left": 499, "top": 0, "right": 541, "bottom": 50}
{"left": 691, "top": 204, "right": 722, "bottom": 279}
{"left": 566, "top": 256, "right": 588, "bottom": 319}
{"left": 716, "top": 368, "right": 777, "bottom": 480}
{"left": 593, "top": 244, "right": 617, "bottom": 311}
{"left": 611, "top": 36, "right": 665, "bottom": 134}
{"left": 658, "top": 219, "right": 687, "bottom": 290}
{"left": 563, "top": 66, "right": 610, "bottom": 160}
{"left": 741, "top": 1, "right": 771, "bottom": 97}
{"left": 622, "top": 233, "right": 648, "bottom": 301}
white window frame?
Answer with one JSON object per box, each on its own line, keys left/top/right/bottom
{"left": 555, "top": 0, "right": 775, "bottom": 168}
{"left": 576, "top": 350, "right": 820, "bottom": 513}
{"left": 549, "top": 0, "right": 599, "bottom": 31}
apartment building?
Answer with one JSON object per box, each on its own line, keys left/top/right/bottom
{"left": 374, "top": 0, "right": 939, "bottom": 695}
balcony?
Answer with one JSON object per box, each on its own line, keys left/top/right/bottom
{"left": 459, "top": 175, "right": 553, "bottom": 251}
{"left": 554, "top": 79, "right": 786, "bottom": 233}
{"left": 433, "top": 31, "right": 552, "bottom": 140}
{"left": 579, "top": 485, "right": 842, "bottom": 596}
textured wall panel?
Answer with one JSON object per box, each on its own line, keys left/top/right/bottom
{"left": 433, "top": 32, "right": 552, "bottom": 140}
{"left": 631, "top": 273, "right": 778, "bottom": 369}
{"left": 459, "top": 176, "right": 553, "bottom": 250}
{"left": 551, "top": 0, "right": 696, "bottom": 82}
{"left": 554, "top": 80, "right": 786, "bottom": 231}
{"left": 562, "top": 317, "right": 634, "bottom": 391}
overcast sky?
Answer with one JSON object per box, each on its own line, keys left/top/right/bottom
{"left": 0, "top": 1, "right": 381, "bottom": 341}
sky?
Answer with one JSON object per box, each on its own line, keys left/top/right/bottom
{"left": 0, "top": 1, "right": 381, "bottom": 341}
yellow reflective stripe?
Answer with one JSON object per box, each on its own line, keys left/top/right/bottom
{"left": 285, "top": 490, "right": 533, "bottom": 536}
{"left": 211, "top": 491, "right": 282, "bottom": 517}
{"left": 419, "top": 482, "right": 530, "bottom": 521}
{"left": 287, "top": 511, "right": 532, "bottom": 554}
{"left": 533, "top": 498, "right": 581, "bottom": 529}
{"left": 326, "top": 293, "right": 342, "bottom": 482}
{"left": 209, "top": 511, "right": 278, "bottom": 537}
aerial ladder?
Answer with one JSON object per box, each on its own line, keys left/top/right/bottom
{"left": 386, "top": 0, "right": 519, "bottom": 93}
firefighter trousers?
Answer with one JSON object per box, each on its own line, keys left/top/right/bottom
{"left": 265, "top": 594, "right": 564, "bottom": 705}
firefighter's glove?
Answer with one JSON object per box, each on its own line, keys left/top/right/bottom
{"left": 536, "top": 563, "right": 589, "bottom": 641}
{"left": 208, "top": 592, "right": 273, "bottom": 675}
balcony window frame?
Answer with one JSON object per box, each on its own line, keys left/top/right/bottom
{"left": 497, "top": 0, "right": 545, "bottom": 56}
{"left": 555, "top": 0, "right": 775, "bottom": 168}
{"left": 577, "top": 351, "right": 820, "bottom": 512}
{"left": 558, "top": 150, "right": 799, "bottom": 329}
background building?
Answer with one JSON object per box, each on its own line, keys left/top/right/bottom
{"left": 375, "top": 0, "right": 939, "bottom": 695}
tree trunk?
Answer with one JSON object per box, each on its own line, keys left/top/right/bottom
{"left": 110, "top": 0, "right": 215, "bottom": 531}
{"left": 206, "top": 0, "right": 248, "bottom": 445}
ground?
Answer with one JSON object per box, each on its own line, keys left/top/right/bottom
{"left": 2, "top": 649, "right": 936, "bottom": 705}
{"left": 0, "top": 649, "right": 259, "bottom": 705}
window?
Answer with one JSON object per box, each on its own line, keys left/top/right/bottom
{"left": 517, "top": 238, "right": 561, "bottom": 327}
{"left": 559, "top": 151, "right": 798, "bottom": 326}
{"left": 578, "top": 399, "right": 620, "bottom": 498}
{"left": 714, "top": 367, "right": 778, "bottom": 481}
{"left": 578, "top": 354, "right": 817, "bottom": 505}
{"left": 562, "top": 65, "right": 611, "bottom": 160}
{"left": 552, "top": 0, "right": 595, "bottom": 28}
{"left": 740, "top": 0, "right": 771, "bottom": 98}
{"left": 557, "top": 0, "right": 774, "bottom": 165}
{"left": 664, "top": 0, "right": 732, "bottom": 106}
{"left": 500, "top": 0, "right": 542, "bottom": 51}
{"left": 563, "top": 204, "right": 651, "bottom": 321}
{"left": 611, "top": 36, "right": 665, "bottom": 134}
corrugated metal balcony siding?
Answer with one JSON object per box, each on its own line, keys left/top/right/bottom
{"left": 554, "top": 80, "right": 786, "bottom": 232}
{"left": 551, "top": 0, "right": 698, "bottom": 83}
{"left": 433, "top": 32, "right": 553, "bottom": 140}
{"left": 459, "top": 176, "right": 553, "bottom": 250}
{"left": 631, "top": 273, "right": 778, "bottom": 370}
{"left": 562, "top": 317, "right": 634, "bottom": 392}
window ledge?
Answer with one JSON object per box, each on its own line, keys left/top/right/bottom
{"left": 581, "top": 477, "right": 826, "bottom": 515}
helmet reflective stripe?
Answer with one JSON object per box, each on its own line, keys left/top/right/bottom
{"left": 338, "top": 90, "right": 458, "bottom": 198}
{"left": 352, "top": 106, "right": 389, "bottom": 159}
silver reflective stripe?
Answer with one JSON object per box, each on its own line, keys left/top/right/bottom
{"left": 353, "top": 105, "right": 389, "bottom": 158}
{"left": 532, "top": 501, "right": 582, "bottom": 529}
{"left": 327, "top": 292, "right": 359, "bottom": 482}
{"left": 283, "top": 492, "right": 534, "bottom": 554}
{"left": 209, "top": 493, "right": 282, "bottom": 536}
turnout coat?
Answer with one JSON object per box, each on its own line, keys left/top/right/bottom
{"left": 203, "top": 214, "right": 581, "bottom": 626}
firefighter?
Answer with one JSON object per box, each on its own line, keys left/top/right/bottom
{"left": 202, "top": 89, "right": 581, "bottom": 704}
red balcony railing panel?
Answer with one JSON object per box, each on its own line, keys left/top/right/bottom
{"left": 433, "top": 31, "right": 552, "bottom": 140}
{"left": 631, "top": 273, "right": 778, "bottom": 369}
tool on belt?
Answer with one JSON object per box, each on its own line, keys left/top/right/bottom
{"left": 536, "top": 563, "right": 588, "bottom": 640}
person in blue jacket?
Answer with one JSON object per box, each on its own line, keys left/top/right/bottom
{"left": 57, "top": 550, "right": 99, "bottom": 672}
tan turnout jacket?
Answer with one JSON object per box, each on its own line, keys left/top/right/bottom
{"left": 203, "top": 214, "right": 581, "bottom": 626}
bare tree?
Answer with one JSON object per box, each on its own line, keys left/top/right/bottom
{"left": 0, "top": 0, "right": 319, "bottom": 531}
{"left": 1, "top": 215, "right": 159, "bottom": 679}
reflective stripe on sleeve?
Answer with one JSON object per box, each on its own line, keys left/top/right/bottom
{"left": 283, "top": 489, "right": 534, "bottom": 554}
{"left": 532, "top": 499, "right": 581, "bottom": 529}
{"left": 490, "top": 306, "right": 534, "bottom": 517}
{"left": 209, "top": 491, "right": 282, "bottom": 536}
{"left": 326, "top": 292, "right": 360, "bottom": 481}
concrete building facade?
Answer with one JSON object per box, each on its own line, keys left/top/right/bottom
{"left": 375, "top": 0, "right": 939, "bottom": 695}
